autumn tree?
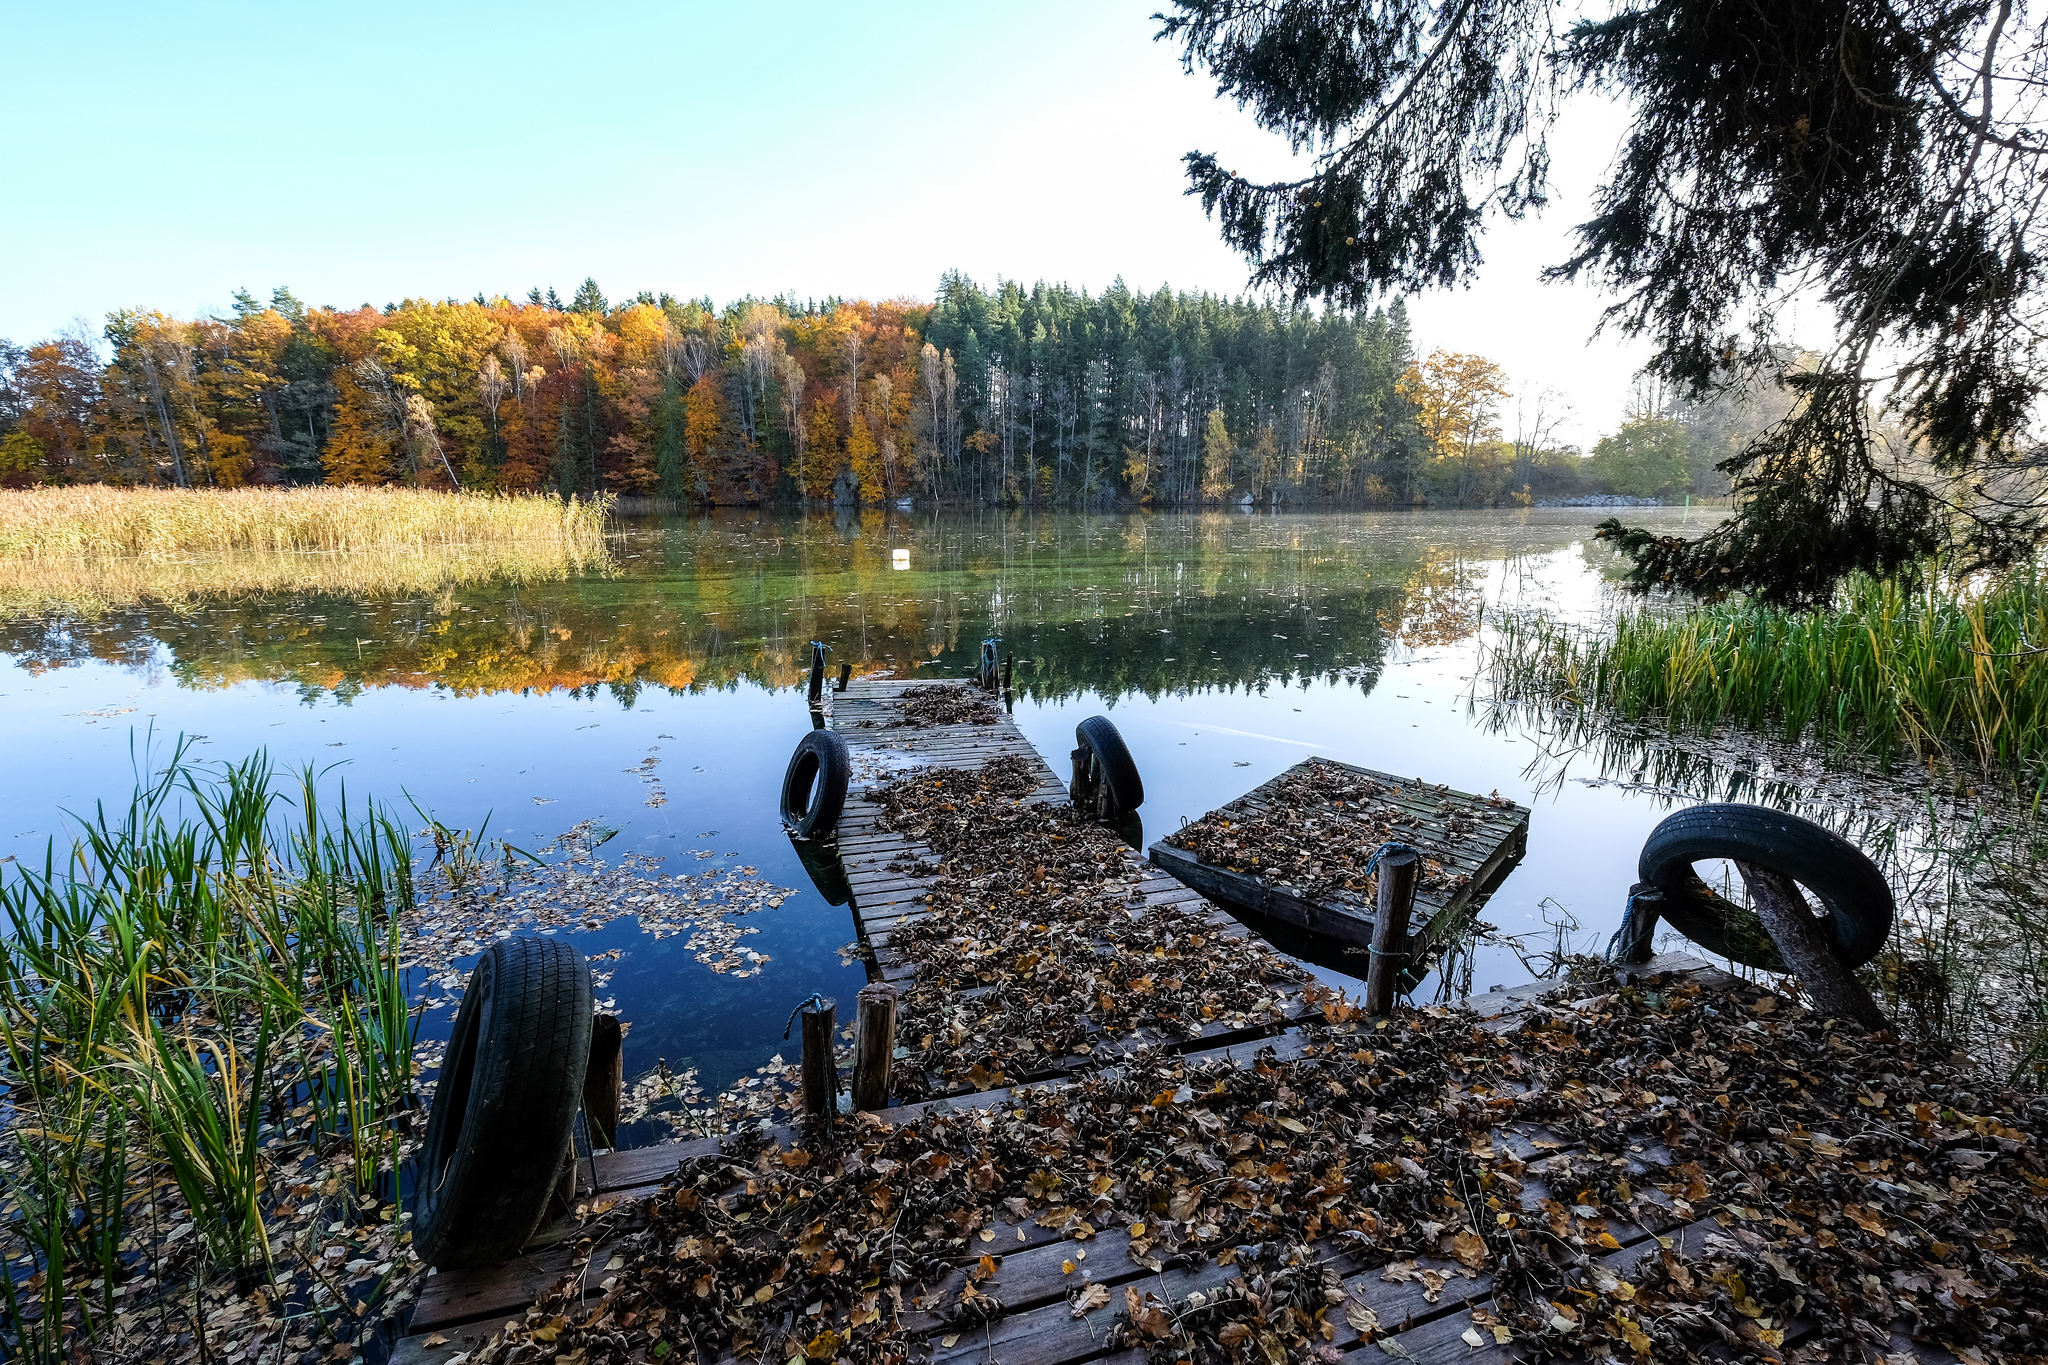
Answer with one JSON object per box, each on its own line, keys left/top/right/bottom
{"left": 1201, "top": 408, "right": 1235, "bottom": 501}
{"left": 1397, "top": 351, "right": 1508, "bottom": 505}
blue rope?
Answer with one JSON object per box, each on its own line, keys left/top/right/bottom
{"left": 783, "top": 991, "right": 829, "bottom": 1039}
{"left": 1605, "top": 889, "right": 1661, "bottom": 963}
{"left": 1361, "top": 841, "right": 1422, "bottom": 880}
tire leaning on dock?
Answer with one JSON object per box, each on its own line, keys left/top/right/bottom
{"left": 412, "top": 935, "right": 594, "bottom": 1270}
{"left": 1638, "top": 804, "right": 1895, "bottom": 971}
{"left": 780, "top": 730, "right": 851, "bottom": 839}
{"left": 1076, "top": 715, "right": 1144, "bottom": 812}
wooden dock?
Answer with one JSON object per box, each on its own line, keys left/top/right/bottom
{"left": 1148, "top": 758, "right": 1530, "bottom": 961}
{"left": 386, "top": 680, "right": 1921, "bottom": 1365}
{"left": 828, "top": 677, "right": 1257, "bottom": 998}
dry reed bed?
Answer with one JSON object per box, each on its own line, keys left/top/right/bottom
{"left": 0, "top": 540, "right": 613, "bottom": 614}
{"left": 0, "top": 487, "right": 611, "bottom": 559}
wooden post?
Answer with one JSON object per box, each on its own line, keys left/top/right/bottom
{"left": 850, "top": 983, "right": 899, "bottom": 1111}
{"left": 1363, "top": 849, "right": 1422, "bottom": 1016}
{"left": 1002, "top": 654, "right": 1014, "bottom": 692}
{"left": 798, "top": 996, "right": 838, "bottom": 1131}
{"left": 1734, "top": 862, "right": 1891, "bottom": 1030}
{"left": 1070, "top": 746, "right": 1096, "bottom": 809}
{"left": 583, "top": 1014, "right": 623, "bottom": 1150}
{"left": 807, "top": 643, "right": 826, "bottom": 706}
{"left": 1614, "top": 885, "right": 1663, "bottom": 965}
{"left": 836, "top": 662, "right": 852, "bottom": 693}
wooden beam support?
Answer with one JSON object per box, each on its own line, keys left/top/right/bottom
{"left": 1734, "top": 862, "right": 1891, "bottom": 1030}
{"left": 850, "top": 983, "right": 899, "bottom": 1111}
{"left": 1364, "top": 848, "right": 1421, "bottom": 1016}
{"left": 798, "top": 996, "right": 838, "bottom": 1132}
{"left": 583, "top": 1014, "right": 623, "bottom": 1150}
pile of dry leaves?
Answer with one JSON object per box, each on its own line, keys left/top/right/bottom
{"left": 864, "top": 756, "right": 1306, "bottom": 1097}
{"left": 857, "top": 685, "right": 1001, "bottom": 729}
{"left": 455, "top": 969, "right": 2046, "bottom": 1365}
{"left": 1163, "top": 759, "right": 1506, "bottom": 903}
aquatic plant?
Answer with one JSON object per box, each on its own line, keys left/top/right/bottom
{"left": 1485, "top": 569, "right": 2048, "bottom": 773}
{"left": 0, "top": 739, "right": 421, "bottom": 1360}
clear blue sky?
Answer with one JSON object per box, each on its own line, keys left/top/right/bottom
{"left": 2, "top": 1, "right": 1650, "bottom": 445}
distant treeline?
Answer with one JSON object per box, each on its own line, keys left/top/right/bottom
{"left": 0, "top": 274, "right": 1752, "bottom": 506}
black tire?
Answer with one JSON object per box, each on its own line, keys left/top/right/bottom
{"left": 412, "top": 936, "right": 593, "bottom": 1270}
{"left": 1638, "top": 804, "right": 1894, "bottom": 971}
{"left": 1076, "top": 715, "right": 1143, "bottom": 812}
{"left": 780, "top": 730, "right": 850, "bottom": 839}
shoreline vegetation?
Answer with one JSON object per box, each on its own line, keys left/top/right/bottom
{"left": 0, "top": 486, "right": 612, "bottom": 559}
{"left": 1480, "top": 571, "right": 2048, "bottom": 1085}
{"left": 1485, "top": 569, "right": 2048, "bottom": 776}
{"left": 0, "top": 735, "right": 802, "bottom": 1365}
{"left": 0, "top": 743, "right": 425, "bottom": 1364}
{"left": 0, "top": 487, "right": 614, "bottom": 609}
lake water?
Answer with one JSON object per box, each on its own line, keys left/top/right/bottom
{"left": 0, "top": 506, "right": 1740, "bottom": 1141}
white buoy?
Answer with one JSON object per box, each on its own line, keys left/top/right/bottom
{"left": 892, "top": 548, "right": 910, "bottom": 570}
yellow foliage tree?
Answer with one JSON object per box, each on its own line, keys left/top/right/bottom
{"left": 847, "top": 415, "right": 882, "bottom": 503}
{"left": 682, "top": 375, "right": 729, "bottom": 498}
{"left": 1200, "top": 408, "right": 1235, "bottom": 501}
{"left": 322, "top": 369, "right": 396, "bottom": 484}
{"left": 1397, "top": 350, "right": 1508, "bottom": 503}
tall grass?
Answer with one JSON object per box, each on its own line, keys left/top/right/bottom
{"left": 1487, "top": 570, "right": 2048, "bottom": 772}
{"left": 0, "top": 486, "right": 611, "bottom": 559}
{"left": 0, "top": 539, "right": 614, "bottom": 614}
{"left": 0, "top": 738, "right": 421, "bottom": 1360}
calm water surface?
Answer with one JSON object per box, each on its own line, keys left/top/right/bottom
{"left": 0, "top": 508, "right": 1726, "bottom": 1143}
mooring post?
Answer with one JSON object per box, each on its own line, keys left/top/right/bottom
{"left": 807, "top": 641, "right": 827, "bottom": 706}
{"left": 583, "top": 1014, "right": 623, "bottom": 1150}
{"left": 798, "top": 996, "right": 838, "bottom": 1130}
{"left": 1002, "top": 654, "right": 1014, "bottom": 692}
{"left": 1364, "top": 848, "right": 1422, "bottom": 1016}
{"left": 1613, "top": 885, "right": 1664, "bottom": 967}
{"left": 850, "top": 982, "right": 899, "bottom": 1111}
{"left": 836, "top": 662, "right": 852, "bottom": 693}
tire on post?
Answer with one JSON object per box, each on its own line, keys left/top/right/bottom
{"left": 412, "top": 935, "right": 594, "bottom": 1270}
{"left": 1638, "top": 803, "right": 1894, "bottom": 972}
{"left": 780, "top": 730, "right": 851, "bottom": 840}
{"left": 1075, "top": 715, "right": 1144, "bottom": 814}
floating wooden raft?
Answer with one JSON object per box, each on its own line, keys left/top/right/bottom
{"left": 1148, "top": 757, "right": 1530, "bottom": 959}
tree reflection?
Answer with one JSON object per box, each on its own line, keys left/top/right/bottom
{"left": 0, "top": 509, "right": 1607, "bottom": 707}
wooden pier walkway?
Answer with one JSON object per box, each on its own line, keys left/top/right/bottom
{"left": 388, "top": 679, "right": 1916, "bottom": 1365}
{"left": 828, "top": 676, "right": 1256, "bottom": 995}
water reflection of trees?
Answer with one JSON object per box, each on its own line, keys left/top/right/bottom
{"left": 0, "top": 510, "right": 1609, "bottom": 707}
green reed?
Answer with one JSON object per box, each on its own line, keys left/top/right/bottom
{"left": 1487, "top": 569, "right": 2048, "bottom": 773}
{"left": 0, "top": 738, "right": 421, "bottom": 1361}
